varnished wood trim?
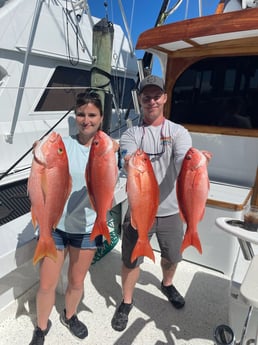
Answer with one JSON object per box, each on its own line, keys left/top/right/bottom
{"left": 207, "top": 189, "right": 252, "bottom": 211}
{"left": 136, "top": 8, "right": 258, "bottom": 51}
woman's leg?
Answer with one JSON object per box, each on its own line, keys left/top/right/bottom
{"left": 65, "top": 247, "right": 96, "bottom": 318}
{"left": 36, "top": 250, "right": 65, "bottom": 330}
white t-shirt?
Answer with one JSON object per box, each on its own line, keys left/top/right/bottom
{"left": 120, "top": 118, "right": 192, "bottom": 216}
{"left": 57, "top": 136, "right": 96, "bottom": 234}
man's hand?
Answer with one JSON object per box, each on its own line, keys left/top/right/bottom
{"left": 123, "top": 154, "right": 131, "bottom": 173}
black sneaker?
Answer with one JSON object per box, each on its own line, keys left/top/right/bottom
{"left": 111, "top": 301, "right": 133, "bottom": 332}
{"left": 29, "top": 320, "right": 52, "bottom": 345}
{"left": 161, "top": 281, "right": 185, "bottom": 309}
{"left": 60, "top": 309, "right": 88, "bottom": 339}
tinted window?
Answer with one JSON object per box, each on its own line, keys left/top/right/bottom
{"left": 171, "top": 56, "right": 258, "bottom": 129}
{"left": 35, "top": 66, "right": 136, "bottom": 112}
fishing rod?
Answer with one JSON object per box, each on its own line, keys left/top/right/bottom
{"left": 0, "top": 107, "right": 74, "bottom": 182}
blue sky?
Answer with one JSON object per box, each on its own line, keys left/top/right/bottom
{"left": 88, "top": 0, "right": 219, "bottom": 75}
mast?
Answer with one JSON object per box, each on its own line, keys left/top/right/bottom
{"left": 91, "top": 16, "right": 114, "bottom": 134}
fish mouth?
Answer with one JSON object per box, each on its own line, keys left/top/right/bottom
{"left": 187, "top": 149, "right": 209, "bottom": 170}
{"left": 195, "top": 153, "right": 207, "bottom": 169}
{"left": 34, "top": 132, "right": 59, "bottom": 165}
{"left": 129, "top": 150, "right": 147, "bottom": 172}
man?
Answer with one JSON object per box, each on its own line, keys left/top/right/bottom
{"left": 111, "top": 75, "right": 192, "bottom": 332}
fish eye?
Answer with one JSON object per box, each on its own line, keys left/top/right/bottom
{"left": 186, "top": 154, "right": 191, "bottom": 160}
{"left": 57, "top": 148, "right": 63, "bottom": 154}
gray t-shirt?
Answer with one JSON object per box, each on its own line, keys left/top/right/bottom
{"left": 120, "top": 118, "right": 192, "bottom": 216}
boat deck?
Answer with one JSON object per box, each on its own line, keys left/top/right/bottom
{"left": 0, "top": 240, "right": 230, "bottom": 345}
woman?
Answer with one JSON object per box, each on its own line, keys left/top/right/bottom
{"left": 29, "top": 91, "right": 114, "bottom": 345}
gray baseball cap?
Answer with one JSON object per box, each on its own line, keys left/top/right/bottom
{"left": 139, "top": 75, "right": 165, "bottom": 93}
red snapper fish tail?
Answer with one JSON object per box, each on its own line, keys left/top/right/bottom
{"left": 33, "top": 236, "right": 57, "bottom": 265}
{"left": 130, "top": 239, "right": 155, "bottom": 263}
{"left": 180, "top": 226, "right": 202, "bottom": 254}
{"left": 90, "top": 217, "right": 111, "bottom": 244}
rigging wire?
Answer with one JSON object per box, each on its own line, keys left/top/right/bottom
{"left": 110, "top": 0, "right": 137, "bottom": 138}
{"left": 0, "top": 107, "right": 74, "bottom": 182}
{"left": 65, "top": 0, "right": 80, "bottom": 66}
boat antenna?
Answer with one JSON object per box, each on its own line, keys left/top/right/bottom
{"left": 199, "top": 0, "right": 203, "bottom": 17}
{"left": 104, "top": 1, "right": 108, "bottom": 20}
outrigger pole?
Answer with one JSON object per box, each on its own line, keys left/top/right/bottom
{"left": 5, "top": 0, "right": 44, "bottom": 144}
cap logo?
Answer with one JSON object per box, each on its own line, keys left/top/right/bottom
{"left": 146, "top": 76, "right": 158, "bottom": 83}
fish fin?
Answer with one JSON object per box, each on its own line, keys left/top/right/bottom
{"left": 90, "top": 218, "right": 111, "bottom": 244}
{"left": 200, "top": 207, "right": 206, "bottom": 221}
{"left": 88, "top": 194, "right": 97, "bottom": 211}
{"left": 178, "top": 209, "right": 186, "bottom": 223}
{"left": 33, "top": 236, "right": 57, "bottom": 265}
{"left": 30, "top": 207, "right": 38, "bottom": 229}
{"left": 67, "top": 175, "right": 72, "bottom": 199}
{"left": 130, "top": 239, "right": 155, "bottom": 263}
{"left": 40, "top": 171, "right": 48, "bottom": 203}
{"left": 130, "top": 216, "right": 137, "bottom": 230}
{"left": 85, "top": 170, "right": 97, "bottom": 211}
{"left": 180, "top": 228, "right": 202, "bottom": 254}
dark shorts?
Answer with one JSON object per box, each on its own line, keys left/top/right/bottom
{"left": 122, "top": 212, "right": 184, "bottom": 268}
{"left": 51, "top": 229, "right": 102, "bottom": 250}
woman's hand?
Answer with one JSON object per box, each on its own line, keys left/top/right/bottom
{"left": 32, "top": 141, "right": 40, "bottom": 154}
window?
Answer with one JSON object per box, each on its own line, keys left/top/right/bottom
{"left": 35, "top": 66, "right": 136, "bottom": 112}
{"left": 171, "top": 56, "right": 258, "bottom": 129}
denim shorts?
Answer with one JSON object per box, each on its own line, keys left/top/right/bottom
{"left": 122, "top": 212, "right": 184, "bottom": 268}
{"left": 51, "top": 229, "right": 102, "bottom": 250}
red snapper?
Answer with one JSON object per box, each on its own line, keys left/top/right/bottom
{"left": 28, "top": 132, "right": 72, "bottom": 265}
{"left": 127, "top": 149, "right": 159, "bottom": 263}
{"left": 85, "top": 130, "right": 118, "bottom": 244}
{"left": 176, "top": 147, "right": 212, "bottom": 254}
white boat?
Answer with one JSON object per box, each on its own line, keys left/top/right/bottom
{"left": 1, "top": 0, "right": 258, "bottom": 344}
{"left": 0, "top": 0, "right": 138, "bottom": 311}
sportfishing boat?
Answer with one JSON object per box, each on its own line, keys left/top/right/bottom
{"left": 0, "top": 0, "right": 138, "bottom": 312}
{"left": 1, "top": 0, "right": 258, "bottom": 344}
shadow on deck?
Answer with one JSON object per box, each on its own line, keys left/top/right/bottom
{"left": 0, "top": 243, "right": 230, "bottom": 345}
